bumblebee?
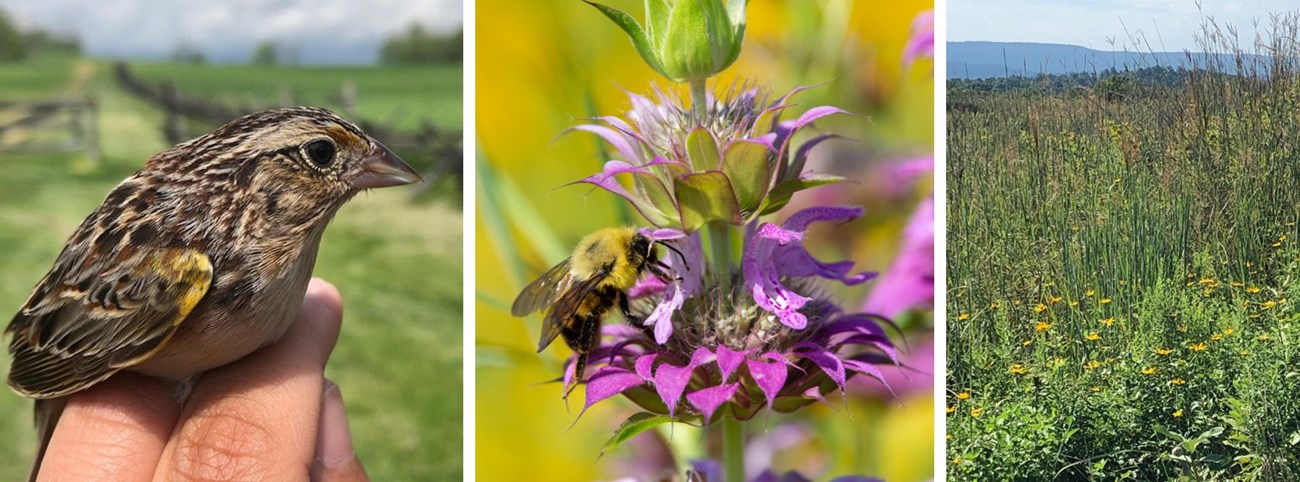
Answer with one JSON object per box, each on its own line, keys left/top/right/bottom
{"left": 511, "top": 227, "right": 676, "bottom": 393}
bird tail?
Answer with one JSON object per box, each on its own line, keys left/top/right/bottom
{"left": 30, "top": 397, "right": 67, "bottom": 482}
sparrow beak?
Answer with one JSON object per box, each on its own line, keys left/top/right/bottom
{"left": 351, "top": 142, "right": 422, "bottom": 189}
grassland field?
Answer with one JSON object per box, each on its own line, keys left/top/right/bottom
{"left": 0, "top": 54, "right": 462, "bottom": 480}
{"left": 946, "top": 62, "right": 1300, "bottom": 480}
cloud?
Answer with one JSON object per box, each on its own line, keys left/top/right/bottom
{"left": 0, "top": 0, "right": 462, "bottom": 64}
{"left": 949, "top": 0, "right": 1298, "bottom": 52}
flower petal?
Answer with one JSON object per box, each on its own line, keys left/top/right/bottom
{"left": 651, "top": 349, "right": 712, "bottom": 416}
{"left": 746, "top": 356, "right": 789, "bottom": 408}
{"left": 582, "top": 366, "right": 647, "bottom": 412}
{"left": 567, "top": 124, "right": 648, "bottom": 166}
{"left": 843, "top": 358, "right": 896, "bottom": 398}
{"left": 687, "top": 383, "right": 740, "bottom": 421}
{"left": 634, "top": 353, "right": 658, "bottom": 381}
{"left": 743, "top": 222, "right": 810, "bottom": 329}
{"left": 793, "top": 342, "right": 847, "bottom": 396}
{"left": 568, "top": 158, "right": 679, "bottom": 226}
{"left": 645, "top": 282, "right": 684, "bottom": 344}
{"left": 715, "top": 345, "right": 750, "bottom": 382}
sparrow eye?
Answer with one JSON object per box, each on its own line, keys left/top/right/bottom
{"left": 303, "top": 139, "right": 336, "bottom": 167}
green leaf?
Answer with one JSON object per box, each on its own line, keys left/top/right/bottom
{"left": 600, "top": 412, "right": 675, "bottom": 458}
{"left": 759, "top": 173, "right": 846, "bottom": 215}
{"left": 585, "top": 1, "right": 670, "bottom": 78}
{"left": 674, "top": 171, "right": 742, "bottom": 231}
{"left": 686, "top": 127, "right": 720, "bottom": 171}
{"left": 720, "top": 140, "right": 772, "bottom": 216}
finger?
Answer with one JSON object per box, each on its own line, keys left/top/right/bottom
{"left": 310, "top": 380, "right": 369, "bottom": 482}
{"left": 154, "top": 278, "right": 343, "bottom": 481}
{"left": 38, "top": 372, "right": 181, "bottom": 482}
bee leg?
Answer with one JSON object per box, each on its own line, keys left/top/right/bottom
{"left": 619, "top": 291, "right": 643, "bottom": 325}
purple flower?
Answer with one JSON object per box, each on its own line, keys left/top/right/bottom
{"left": 564, "top": 205, "right": 897, "bottom": 421}
{"left": 743, "top": 206, "right": 876, "bottom": 329}
{"left": 567, "top": 84, "right": 849, "bottom": 233}
{"left": 903, "top": 10, "right": 934, "bottom": 68}
{"left": 862, "top": 197, "right": 934, "bottom": 318}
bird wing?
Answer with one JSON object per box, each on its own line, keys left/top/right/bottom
{"left": 6, "top": 246, "right": 212, "bottom": 399}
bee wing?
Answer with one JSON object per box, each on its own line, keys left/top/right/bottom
{"left": 511, "top": 258, "right": 573, "bottom": 317}
{"left": 537, "top": 262, "right": 613, "bottom": 353}
{"left": 6, "top": 246, "right": 213, "bottom": 399}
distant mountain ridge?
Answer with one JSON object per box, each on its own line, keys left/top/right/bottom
{"left": 948, "top": 41, "right": 1261, "bottom": 79}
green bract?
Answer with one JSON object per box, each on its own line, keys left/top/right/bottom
{"left": 586, "top": 0, "right": 747, "bottom": 83}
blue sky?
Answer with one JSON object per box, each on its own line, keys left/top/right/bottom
{"left": 950, "top": 0, "right": 1299, "bottom": 52}
{"left": 0, "top": 0, "right": 462, "bottom": 64}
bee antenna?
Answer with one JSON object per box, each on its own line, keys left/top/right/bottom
{"left": 656, "top": 241, "right": 689, "bottom": 272}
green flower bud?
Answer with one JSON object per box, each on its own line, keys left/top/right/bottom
{"left": 587, "top": 0, "right": 747, "bottom": 83}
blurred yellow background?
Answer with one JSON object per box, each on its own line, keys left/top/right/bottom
{"left": 476, "top": 1, "right": 933, "bottom": 480}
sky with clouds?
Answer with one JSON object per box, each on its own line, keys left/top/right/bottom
{"left": 0, "top": 0, "right": 462, "bottom": 64}
{"left": 950, "top": 0, "right": 1299, "bottom": 51}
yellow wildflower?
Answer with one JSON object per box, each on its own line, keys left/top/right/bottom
{"left": 1170, "top": 377, "right": 1186, "bottom": 385}
{"left": 1084, "top": 360, "right": 1102, "bottom": 370}
{"left": 1258, "top": 333, "right": 1271, "bottom": 341}
{"left": 1141, "top": 366, "right": 1158, "bottom": 375}
{"left": 1100, "top": 317, "right": 1115, "bottom": 327}
{"left": 1034, "top": 303, "right": 1047, "bottom": 313}
{"left": 1049, "top": 295, "right": 1063, "bottom": 304}
{"left": 1085, "top": 289, "right": 1096, "bottom": 297}
{"left": 970, "top": 407, "right": 984, "bottom": 417}
{"left": 1010, "top": 363, "right": 1027, "bottom": 374}
{"left": 990, "top": 301, "right": 1001, "bottom": 309}
{"left": 1099, "top": 297, "right": 1112, "bottom": 304}
{"left": 1173, "top": 409, "right": 1183, "bottom": 417}
{"left": 946, "top": 405, "right": 956, "bottom": 414}
{"left": 1069, "top": 300, "right": 1079, "bottom": 308}
{"left": 957, "top": 312, "right": 970, "bottom": 321}
{"left": 1022, "top": 339, "right": 1032, "bottom": 346}
{"left": 1155, "top": 347, "right": 1173, "bottom": 356}
{"left": 1090, "top": 386, "right": 1101, "bottom": 392}
{"left": 1223, "top": 328, "right": 1235, "bottom": 335}
{"left": 1247, "top": 286, "right": 1262, "bottom": 293}
{"left": 1187, "top": 343, "right": 1207, "bottom": 352}
{"left": 1085, "top": 332, "right": 1101, "bottom": 341}
{"left": 1261, "top": 300, "right": 1277, "bottom": 310}
{"left": 956, "top": 391, "right": 970, "bottom": 400}
{"left": 1210, "top": 334, "right": 1223, "bottom": 341}
{"left": 1035, "top": 321, "right": 1052, "bottom": 332}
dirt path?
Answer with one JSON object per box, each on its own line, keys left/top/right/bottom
{"left": 63, "top": 58, "right": 95, "bottom": 97}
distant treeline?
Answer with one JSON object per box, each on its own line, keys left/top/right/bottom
{"left": 379, "top": 24, "right": 461, "bottom": 65}
{"left": 947, "top": 66, "right": 1197, "bottom": 94}
{"left": 0, "top": 8, "right": 80, "bottom": 61}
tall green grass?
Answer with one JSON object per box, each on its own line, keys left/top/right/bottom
{"left": 948, "top": 14, "right": 1300, "bottom": 479}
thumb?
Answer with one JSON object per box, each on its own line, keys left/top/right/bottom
{"left": 311, "top": 380, "right": 369, "bottom": 482}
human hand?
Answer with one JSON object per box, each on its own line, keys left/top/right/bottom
{"left": 35, "top": 278, "right": 368, "bottom": 481}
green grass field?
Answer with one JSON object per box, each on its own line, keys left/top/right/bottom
{"left": 0, "top": 55, "right": 462, "bottom": 480}
{"left": 945, "top": 44, "right": 1300, "bottom": 479}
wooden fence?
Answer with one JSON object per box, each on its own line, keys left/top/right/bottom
{"left": 0, "top": 99, "right": 100, "bottom": 163}
{"left": 113, "top": 62, "right": 461, "bottom": 196}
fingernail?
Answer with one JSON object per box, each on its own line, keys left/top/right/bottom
{"left": 318, "top": 381, "right": 356, "bottom": 469}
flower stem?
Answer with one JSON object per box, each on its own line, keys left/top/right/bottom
{"left": 708, "top": 222, "right": 732, "bottom": 295}
{"left": 689, "top": 78, "right": 708, "bottom": 124}
{"left": 721, "top": 414, "right": 745, "bottom": 482}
